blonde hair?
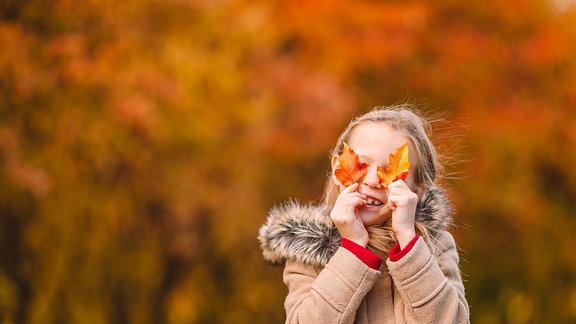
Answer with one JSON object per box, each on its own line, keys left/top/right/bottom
{"left": 323, "top": 104, "right": 441, "bottom": 258}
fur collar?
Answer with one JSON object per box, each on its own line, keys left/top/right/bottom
{"left": 258, "top": 186, "right": 453, "bottom": 268}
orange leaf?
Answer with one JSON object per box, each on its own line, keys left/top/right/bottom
{"left": 334, "top": 142, "right": 367, "bottom": 186}
{"left": 377, "top": 142, "right": 411, "bottom": 188}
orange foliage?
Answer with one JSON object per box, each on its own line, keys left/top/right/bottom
{"left": 1, "top": 0, "right": 576, "bottom": 323}
{"left": 334, "top": 142, "right": 367, "bottom": 186}
{"left": 377, "top": 143, "right": 411, "bottom": 188}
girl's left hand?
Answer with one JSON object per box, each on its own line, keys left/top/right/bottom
{"left": 387, "top": 180, "right": 419, "bottom": 249}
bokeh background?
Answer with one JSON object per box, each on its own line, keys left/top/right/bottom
{"left": 1, "top": 0, "right": 575, "bottom": 323}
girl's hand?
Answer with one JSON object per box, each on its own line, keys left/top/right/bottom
{"left": 330, "top": 183, "right": 369, "bottom": 247}
{"left": 387, "top": 180, "right": 418, "bottom": 249}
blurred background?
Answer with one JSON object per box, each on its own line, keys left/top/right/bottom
{"left": 1, "top": 0, "right": 575, "bottom": 323}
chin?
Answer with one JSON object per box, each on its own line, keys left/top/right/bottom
{"left": 358, "top": 206, "right": 392, "bottom": 227}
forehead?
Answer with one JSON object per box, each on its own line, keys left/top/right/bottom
{"left": 348, "top": 121, "right": 412, "bottom": 164}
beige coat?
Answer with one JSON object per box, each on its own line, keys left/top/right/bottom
{"left": 283, "top": 232, "right": 468, "bottom": 323}
{"left": 259, "top": 187, "right": 470, "bottom": 323}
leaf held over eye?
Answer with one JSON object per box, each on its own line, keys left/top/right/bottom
{"left": 334, "top": 142, "right": 367, "bottom": 186}
{"left": 377, "top": 142, "right": 411, "bottom": 188}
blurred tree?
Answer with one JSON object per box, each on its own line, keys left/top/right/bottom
{"left": 1, "top": 0, "right": 575, "bottom": 323}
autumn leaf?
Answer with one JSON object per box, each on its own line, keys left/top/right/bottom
{"left": 334, "top": 142, "right": 367, "bottom": 186}
{"left": 377, "top": 142, "right": 411, "bottom": 188}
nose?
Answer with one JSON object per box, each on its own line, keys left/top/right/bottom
{"left": 362, "top": 165, "right": 382, "bottom": 189}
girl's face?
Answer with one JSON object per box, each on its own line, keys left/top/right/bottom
{"left": 332, "top": 121, "right": 419, "bottom": 226}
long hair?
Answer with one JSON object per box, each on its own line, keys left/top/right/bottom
{"left": 323, "top": 104, "right": 442, "bottom": 258}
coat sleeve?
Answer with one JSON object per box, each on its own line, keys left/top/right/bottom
{"left": 283, "top": 247, "right": 381, "bottom": 324}
{"left": 386, "top": 231, "right": 470, "bottom": 323}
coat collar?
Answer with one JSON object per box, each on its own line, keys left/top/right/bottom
{"left": 258, "top": 186, "right": 453, "bottom": 268}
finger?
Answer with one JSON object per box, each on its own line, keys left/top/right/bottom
{"left": 333, "top": 195, "right": 366, "bottom": 213}
{"left": 337, "top": 191, "right": 365, "bottom": 202}
{"left": 342, "top": 182, "right": 359, "bottom": 193}
{"left": 387, "top": 199, "right": 397, "bottom": 211}
{"left": 340, "top": 185, "right": 367, "bottom": 201}
{"left": 338, "top": 195, "right": 366, "bottom": 206}
{"left": 387, "top": 193, "right": 409, "bottom": 210}
{"left": 388, "top": 179, "right": 409, "bottom": 190}
{"left": 387, "top": 191, "right": 405, "bottom": 210}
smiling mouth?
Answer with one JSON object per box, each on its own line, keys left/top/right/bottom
{"left": 365, "top": 198, "right": 383, "bottom": 206}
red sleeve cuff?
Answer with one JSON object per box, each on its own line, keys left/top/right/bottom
{"left": 341, "top": 238, "right": 382, "bottom": 270}
{"left": 388, "top": 235, "right": 419, "bottom": 262}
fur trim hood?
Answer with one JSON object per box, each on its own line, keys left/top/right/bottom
{"left": 258, "top": 186, "right": 453, "bottom": 268}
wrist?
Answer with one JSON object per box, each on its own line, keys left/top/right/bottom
{"left": 344, "top": 236, "right": 368, "bottom": 248}
{"left": 388, "top": 234, "right": 419, "bottom": 262}
{"left": 341, "top": 238, "right": 382, "bottom": 270}
{"left": 395, "top": 230, "right": 416, "bottom": 249}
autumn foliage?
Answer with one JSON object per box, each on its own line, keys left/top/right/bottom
{"left": 1, "top": 0, "right": 576, "bottom": 323}
{"left": 334, "top": 143, "right": 368, "bottom": 186}
{"left": 377, "top": 142, "right": 411, "bottom": 188}
{"left": 334, "top": 142, "right": 410, "bottom": 187}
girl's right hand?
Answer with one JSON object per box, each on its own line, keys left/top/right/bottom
{"left": 330, "top": 183, "right": 369, "bottom": 247}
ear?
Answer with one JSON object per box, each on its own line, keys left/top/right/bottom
{"left": 330, "top": 155, "right": 343, "bottom": 185}
{"left": 331, "top": 155, "right": 339, "bottom": 170}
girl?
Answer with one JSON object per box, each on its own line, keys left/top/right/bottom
{"left": 259, "top": 105, "right": 469, "bottom": 323}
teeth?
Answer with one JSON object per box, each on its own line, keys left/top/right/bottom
{"left": 366, "top": 198, "right": 383, "bottom": 206}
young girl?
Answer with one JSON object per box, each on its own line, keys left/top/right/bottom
{"left": 259, "top": 105, "right": 469, "bottom": 323}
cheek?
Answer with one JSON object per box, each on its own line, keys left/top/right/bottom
{"left": 406, "top": 173, "right": 417, "bottom": 188}
{"left": 405, "top": 149, "right": 420, "bottom": 183}
{"left": 407, "top": 173, "right": 427, "bottom": 199}
{"left": 405, "top": 170, "right": 420, "bottom": 192}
